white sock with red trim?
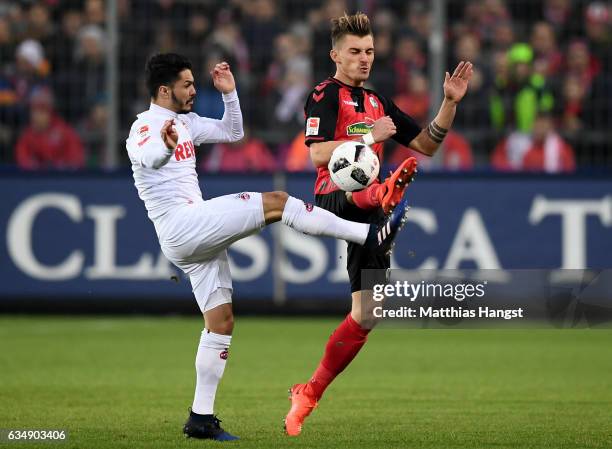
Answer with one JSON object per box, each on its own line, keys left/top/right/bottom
{"left": 191, "top": 330, "right": 231, "bottom": 415}
{"left": 281, "top": 196, "right": 368, "bottom": 244}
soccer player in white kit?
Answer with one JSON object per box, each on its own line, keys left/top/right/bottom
{"left": 126, "top": 53, "right": 411, "bottom": 441}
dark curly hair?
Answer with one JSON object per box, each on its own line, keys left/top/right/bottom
{"left": 145, "top": 53, "right": 193, "bottom": 99}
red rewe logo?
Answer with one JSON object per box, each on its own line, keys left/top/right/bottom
{"left": 220, "top": 350, "right": 229, "bottom": 360}
{"left": 174, "top": 140, "right": 195, "bottom": 161}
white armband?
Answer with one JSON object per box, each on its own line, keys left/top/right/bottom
{"left": 361, "top": 132, "right": 375, "bottom": 146}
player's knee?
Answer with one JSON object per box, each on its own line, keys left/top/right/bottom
{"left": 264, "top": 191, "right": 289, "bottom": 211}
{"left": 204, "top": 303, "right": 234, "bottom": 335}
{"left": 351, "top": 309, "right": 377, "bottom": 329}
{"left": 208, "top": 315, "right": 234, "bottom": 335}
{"left": 218, "top": 315, "right": 234, "bottom": 335}
{"left": 262, "top": 191, "right": 289, "bottom": 224}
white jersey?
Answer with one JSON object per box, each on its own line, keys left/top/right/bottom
{"left": 125, "top": 91, "right": 243, "bottom": 222}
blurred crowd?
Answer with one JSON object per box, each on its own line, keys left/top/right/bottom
{"left": 0, "top": 0, "right": 610, "bottom": 173}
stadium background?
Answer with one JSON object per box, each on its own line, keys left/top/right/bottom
{"left": 1, "top": 0, "right": 611, "bottom": 311}
{"left": 1, "top": 2, "right": 611, "bottom": 448}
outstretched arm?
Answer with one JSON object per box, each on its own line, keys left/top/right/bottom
{"left": 409, "top": 61, "right": 473, "bottom": 156}
{"left": 191, "top": 62, "right": 244, "bottom": 144}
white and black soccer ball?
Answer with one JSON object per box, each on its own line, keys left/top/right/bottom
{"left": 328, "top": 141, "right": 380, "bottom": 192}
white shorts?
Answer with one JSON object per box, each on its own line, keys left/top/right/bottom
{"left": 156, "top": 192, "right": 265, "bottom": 312}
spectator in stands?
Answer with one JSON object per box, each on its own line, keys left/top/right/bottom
{"left": 491, "top": 20, "right": 515, "bottom": 53}
{"left": 455, "top": 33, "right": 483, "bottom": 70}
{"left": 201, "top": 128, "right": 276, "bottom": 173}
{"left": 565, "top": 39, "right": 600, "bottom": 93}
{"left": 491, "top": 112, "right": 575, "bottom": 173}
{"left": 366, "top": 28, "right": 395, "bottom": 100}
{"left": 584, "top": 2, "right": 611, "bottom": 73}
{"left": 399, "top": 1, "right": 431, "bottom": 48}
{"left": 582, "top": 70, "right": 612, "bottom": 132}
{"left": 151, "top": 22, "right": 177, "bottom": 54}
{"left": 13, "top": 38, "right": 50, "bottom": 100}
{"left": 84, "top": 0, "right": 105, "bottom": 27}
{"left": 54, "top": 24, "right": 106, "bottom": 121}
{"left": 193, "top": 53, "right": 226, "bottom": 120}
{"left": 181, "top": 7, "right": 212, "bottom": 74}
{"left": 205, "top": 9, "right": 249, "bottom": 82}
{"left": 490, "top": 43, "right": 555, "bottom": 133}
{"left": 0, "top": 38, "right": 49, "bottom": 139}
{"left": 451, "top": 34, "right": 492, "bottom": 139}
{"left": 523, "top": 113, "right": 576, "bottom": 172}
{"left": 77, "top": 95, "right": 108, "bottom": 168}
{"left": 530, "top": 22, "right": 563, "bottom": 77}
{"left": 309, "top": 0, "right": 346, "bottom": 82}
{"left": 241, "top": 0, "right": 282, "bottom": 77}
{"left": 393, "top": 35, "right": 426, "bottom": 96}
{"left": 0, "top": 0, "right": 610, "bottom": 169}
{"left": 393, "top": 71, "right": 430, "bottom": 125}
{"left": 0, "top": 15, "right": 14, "bottom": 65}
{"left": 560, "top": 75, "right": 587, "bottom": 136}
{"left": 390, "top": 130, "right": 474, "bottom": 171}
{"left": 265, "top": 29, "right": 312, "bottom": 141}
{"left": 283, "top": 131, "right": 315, "bottom": 172}
{"left": 15, "top": 87, "right": 84, "bottom": 170}
{"left": 542, "top": 0, "right": 579, "bottom": 35}
{"left": 23, "top": 2, "right": 54, "bottom": 51}
{"left": 47, "top": 8, "right": 83, "bottom": 75}
{"left": 451, "top": 65, "right": 492, "bottom": 152}
{"left": 462, "top": 0, "right": 510, "bottom": 45}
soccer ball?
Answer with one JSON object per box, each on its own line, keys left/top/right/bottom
{"left": 328, "top": 141, "right": 380, "bottom": 191}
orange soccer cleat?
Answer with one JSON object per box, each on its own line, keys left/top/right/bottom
{"left": 377, "top": 157, "right": 418, "bottom": 215}
{"left": 284, "top": 383, "right": 318, "bottom": 436}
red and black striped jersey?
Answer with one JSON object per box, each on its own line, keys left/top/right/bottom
{"left": 304, "top": 77, "right": 421, "bottom": 195}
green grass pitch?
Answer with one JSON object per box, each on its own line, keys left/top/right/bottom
{"left": 1, "top": 316, "right": 611, "bottom": 448}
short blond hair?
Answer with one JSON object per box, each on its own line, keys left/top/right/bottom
{"left": 331, "top": 12, "right": 372, "bottom": 47}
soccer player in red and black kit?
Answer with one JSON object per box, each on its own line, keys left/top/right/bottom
{"left": 284, "top": 12, "right": 473, "bottom": 436}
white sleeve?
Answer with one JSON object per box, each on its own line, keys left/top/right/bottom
{"left": 126, "top": 121, "right": 173, "bottom": 169}
{"left": 188, "top": 90, "right": 244, "bottom": 145}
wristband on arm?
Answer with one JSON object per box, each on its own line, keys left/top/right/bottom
{"left": 360, "top": 132, "right": 376, "bottom": 146}
{"left": 427, "top": 121, "right": 448, "bottom": 144}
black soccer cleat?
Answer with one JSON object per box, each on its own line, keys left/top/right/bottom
{"left": 365, "top": 190, "right": 411, "bottom": 255}
{"left": 183, "top": 410, "right": 239, "bottom": 441}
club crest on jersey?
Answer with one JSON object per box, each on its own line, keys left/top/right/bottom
{"left": 369, "top": 96, "right": 379, "bottom": 108}
{"left": 306, "top": 117, "right": 320, "bottom": 136}
{"left": 303, "top": 201, "right": 314, "bottom": 212}
{"left": 347, "top": 122, "right": 374, "bottom": 135}
{"left": 220, "top": 350, "right": 229, "bottom": 360}
{"left": 236, "top": 192, "right": 251, "bottom": 201}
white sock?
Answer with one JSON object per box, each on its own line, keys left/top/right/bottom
{"left": 281, "top": 196, "right": 369, "bottom": 244}
{"left": 192, "top": 330, "right": 232, "bottom": 415}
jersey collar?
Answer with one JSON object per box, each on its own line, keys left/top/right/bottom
{"left": 148, "top": 102, "right": 179, "bottom": 118}
{"left": 329, "top": 76, "right": 364, "bottom": 92}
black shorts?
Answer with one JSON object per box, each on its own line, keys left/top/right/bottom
{"left": 315, "top": 190, "right": 390, "bottom": 293}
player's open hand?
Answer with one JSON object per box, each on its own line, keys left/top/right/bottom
{"left": 371, "top": 116, "right": 397, "bottom": 143}
{"left": 211, "top": 62, "right": 236, "bottom": 94}
{"left": 161, "top": 119, "right": 178, "bottom": 150}
{"left": 444, "top": 61, "right": 473, "bottom": 104}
